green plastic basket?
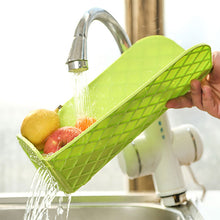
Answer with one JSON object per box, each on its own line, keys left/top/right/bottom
{"left": 17, "top": 35, "right": 212, "bottom": 194}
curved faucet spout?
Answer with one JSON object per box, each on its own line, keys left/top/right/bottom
{"left": 66, "top": 8, "right": 132, "bottom": 73}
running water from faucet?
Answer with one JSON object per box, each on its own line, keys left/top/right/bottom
{"left": 73, "top": 71, "right": 90, "bottom": 118}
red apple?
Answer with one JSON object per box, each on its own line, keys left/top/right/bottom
{"left": 44, "top": 126, "right": 81, "bottom": 154}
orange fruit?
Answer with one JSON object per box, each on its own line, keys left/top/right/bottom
{"left": 75, "top": 116, "right": 96, "bottom": 131}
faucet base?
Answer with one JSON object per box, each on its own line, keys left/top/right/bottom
{"left": 161, "top": 192, "right": 187, "bottom": 207}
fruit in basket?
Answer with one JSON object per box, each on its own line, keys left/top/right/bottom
{"left": 75, "top": 116, "right": 96, "bottom": 132}
{"left": 44, "top": 126, "right": 81, "bottom": 154}
{"left": 20, "top": 108, "right": 60, "bottom": 150}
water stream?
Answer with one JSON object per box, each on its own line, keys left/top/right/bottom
{"left": 73, "top": 71, "right": 90, "bottom": 118}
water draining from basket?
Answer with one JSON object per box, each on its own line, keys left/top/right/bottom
{"left": 24, "top": 167, "right": 59, "bottom": 220}
{"left": 24, "top": 166, "right": 71, "bottom": 220}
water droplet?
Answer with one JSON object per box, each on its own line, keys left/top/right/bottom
{"left": 57, "top": 206, "right": 64, "bottom": 215}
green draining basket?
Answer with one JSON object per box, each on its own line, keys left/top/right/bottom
{"left": 17, "top": 35, "right": 212, "bottom": 194}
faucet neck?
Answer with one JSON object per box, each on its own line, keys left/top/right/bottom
{"left": 66, "top": 8, "right": 132, "bottom": 73}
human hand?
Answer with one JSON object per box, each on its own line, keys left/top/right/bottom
{"left": 166, "top": 51, "right": 220, "bottom": 119}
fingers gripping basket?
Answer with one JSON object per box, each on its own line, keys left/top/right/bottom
{"left": 17, "top": 36, "right": 212, "bottom": 194}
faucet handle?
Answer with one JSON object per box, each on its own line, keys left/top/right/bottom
{"left": 172, "top": 124, "right": 203, "bottom": 165}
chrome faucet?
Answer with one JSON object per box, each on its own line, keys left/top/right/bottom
{"left": 66, "top": 8, "right": 132, "bottom": 73}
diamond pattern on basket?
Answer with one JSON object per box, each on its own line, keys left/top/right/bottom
{"left": 17, "top": 44, "right": 212, "bottom": 194}
{"left": 47, "top": 45, "right": 212, "bottom": 193}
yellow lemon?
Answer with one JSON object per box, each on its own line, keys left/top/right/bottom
{"left": 20, "top": 108, "right": 60, "bottom": 150}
